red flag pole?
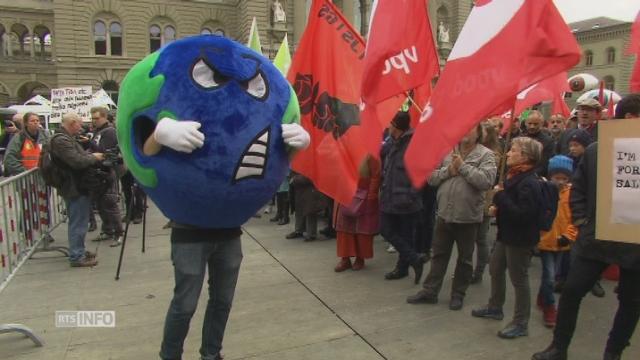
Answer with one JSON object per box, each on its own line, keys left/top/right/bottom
{"left": 498, "top": 104, "right": 517, "bottom": 184}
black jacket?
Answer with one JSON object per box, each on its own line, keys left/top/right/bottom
{"left": 380, "top": 129, "right": 422, "bottom": 214}
{"left": 494, "top": 168, "right": 540, "bottom": 247}
{"left": 570, "top": 143, "right": 640, "bottom": 270}
{"left": 521, "top": 131, "right": 554, "bottom": 177}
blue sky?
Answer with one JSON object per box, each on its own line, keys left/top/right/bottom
{"left": 553, "top": 0, "right": 639, "bottom": 23}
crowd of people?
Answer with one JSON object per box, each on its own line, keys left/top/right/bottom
{"left": 1, "top": 94, "right": 639, "bottom": 359}
{"left": 260, "top": 94, "right": 640, "bottom": 359}
{"left": 0, "top": 108, "right": 146, "bottom": 267}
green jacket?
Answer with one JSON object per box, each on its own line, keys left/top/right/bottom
{"left": 3, "top": 129, "right": 51, "bottom": 176}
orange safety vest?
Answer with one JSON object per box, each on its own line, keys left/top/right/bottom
{"left": 20, "top": 137, "right": 41, "bottom": 170}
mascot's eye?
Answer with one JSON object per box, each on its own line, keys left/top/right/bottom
{"left": 192, "top": 59, "right": 229, "bottom": 89}
{"left": 242, "top": 72, "right": 268, "bottom": 100}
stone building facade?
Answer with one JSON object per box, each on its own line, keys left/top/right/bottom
{"left": 567, "top": 17, "right": 635, "bottom": 108}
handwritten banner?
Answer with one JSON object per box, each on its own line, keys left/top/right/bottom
{"left": 50, "top": 86, "right": 93, "bottom": 123}
{"left": 611, "top": 138, "right": 640, "bottom": 224}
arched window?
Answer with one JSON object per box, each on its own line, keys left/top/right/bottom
{"left": 604, "top": 75, "right": 615, "bottom": 91}
{"left": 149, "top": 25, "right": 161, "bottom": 52}
{"left": 213, "top": 29, "right": 225, "bottom": 36}
{"left": 110, "top": 22, "right": 122, "bottom": 56}
{"left": 164, "top": 26, "right": 176, "bottom": 44}
{"left": 201, "top": 28, "right": 212, "bottom": 35}
{"left": 606, "top": 47, "right": 615, "bottom": 64}
{"left": 149, "top": 19, "right": 176, "bottom": 53}
{"left": 584, "top": 50, "right": 593, "bottom": 67}
{"left": 94, "top": 16, "right": 123, "bottom": 56}
{"left": 11, "top": 23, "right": 29, "bottom": 57}
{"left": 94, "top": 20, "right": 107, "bottom": 55}
{"left": 33, "top": 25, "right": 51, "bottom": 59}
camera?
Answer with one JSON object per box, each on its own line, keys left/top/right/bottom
{"left": 102, "top": 147, "right": 123, "bottom": 168}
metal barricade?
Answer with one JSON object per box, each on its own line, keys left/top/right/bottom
{"left": 0, "top": 168, "right": 67, "bottom": 347}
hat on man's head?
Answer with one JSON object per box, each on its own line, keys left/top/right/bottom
{"left": 568, "top": 129, "right": 593, "bottom": 148}
{"left": 548, "top": 155, "right": 574, "bottom": 177}
{"left": 390, "top": 111, "right": 411, "bottom": 131}
{"left": 577, "top": 98, "right": 602, "bottom": 110}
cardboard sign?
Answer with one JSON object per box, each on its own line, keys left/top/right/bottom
{"left": 596, "top": 118, "right": 640, "bottom": 244}
{"left": 50, "top": 86, "right": 93, "bottom": 123}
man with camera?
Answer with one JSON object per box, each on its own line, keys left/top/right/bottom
{"left": 50, "top": 112, "right": 103, "bottom": 267}
{"left": 90, "top": 106, "right": 124, "bottom": 248}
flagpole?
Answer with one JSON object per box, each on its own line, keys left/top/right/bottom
{"left": 404, "top": 91, "right": 423, "bottom": 113}
{"left": 498, "top": 105, "right": 517, "bottom": 184}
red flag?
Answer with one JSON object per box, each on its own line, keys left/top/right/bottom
{"left": 408, "top": 84, "right": 433, "bottom": 128}
{"left": 361, "top": 0, "right": 440, "bottom": 104}
{"left": 629, "top": 11, "right": 640, "bottom": 92}
{"left": 626, "top": 11, "right": 640, "bottom": 55}
{"left": 288, "top": 0, "right": 368, "bottom": 205}
{"left": 514, "top": 72, "right": 570, "bottom": 116}
{"left": 598, "top": 80, "right": 605, "bottom": 106}
{"left": 631, "top": 61, "right": 640, "bottom": 93}
{"left": 552, "top": 92, "right": 571, "bottom": 118}
{"left": 405, "top": 0, "right": 581, "bottom": 187}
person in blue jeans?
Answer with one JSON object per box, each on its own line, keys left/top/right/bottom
{"left": 50, "top": 112, "right": 104, "bottom": 267}
{"left": 142, "top": 114, "right": 310, "bottom": 360}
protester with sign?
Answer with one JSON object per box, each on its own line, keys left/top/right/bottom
{"left": 533, "top": 93, "right": 640, "bottom": 360}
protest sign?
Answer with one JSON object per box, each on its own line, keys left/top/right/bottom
{"left": 50, "top": 86, "right": 93, "bottom": 123}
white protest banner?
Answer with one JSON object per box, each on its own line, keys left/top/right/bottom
{"left": 611, "top": 138, "right": 640, "bottom": 224}
{"left": 50, "top": 86, "right": 93, "bottom": 123}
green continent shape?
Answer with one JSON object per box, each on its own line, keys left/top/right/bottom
{"left": 116, "top": 52, "right": 165, "bottom": 188}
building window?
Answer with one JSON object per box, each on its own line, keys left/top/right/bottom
{"left": 606, "top": 47, "right": 615, "bottom": 64}
{"left": 164, "top": 26, "right": 176, "bottom": 44}
{"left": 604, "top": 75, "right": 615, "bottom": 91}
{"left": 149, "top": 25, "right": 161, "bottom": 52}
{"left": 201, "top": 28, "right": 212, "bottom": 35}
{"left": 110, "top": 22, "right": 122, "bottom": 56}
{"left": 584, "top": 50, "right": 593, "bottom": 67}
{"left": 94, "top": 16, "right": 123, "bottom": 56}
{"left": 94, "top": 21, "right": 107, "bottom": 55}
{"left": 149, "top": 22, "right": 176, "bottom": 53}
{"left": 213, "top": 29, "right": 225, "bottom": 36}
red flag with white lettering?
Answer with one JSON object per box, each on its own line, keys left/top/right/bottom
{"left": 361, "top": 0, "right": 440, "bottom": 104}
{"left": 405, "top": 0, "right": 581, "bottom": 187}
{"left": 288, "top": 0, "right": 368, "bottom": 205}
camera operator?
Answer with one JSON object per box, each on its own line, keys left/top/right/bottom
{"left": 90, "top": 106, "right": 124, "bottom": 247}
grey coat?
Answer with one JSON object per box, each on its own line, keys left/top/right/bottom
{"left": 430, "top": 144, "right": 496, "bottom": 223}
{"left": 3, "top": 128, "right": 51, "bottom": 176}
{"left": 50, "top": 129, "right": 99, "bottom": 199}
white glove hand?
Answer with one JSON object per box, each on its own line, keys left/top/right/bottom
{"left": 153, "top": 117, "right": 205, "bottom": 153}
{"left": 282, "top": 123, "right": 310, "bottom": 150}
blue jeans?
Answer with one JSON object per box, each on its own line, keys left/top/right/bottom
{"left": 539, "top": 251, "right": 563, "bottom": 306}
{"left": 65, "top": 195, "right": 91, "bottom": 263}
{"left": 160, "top": 234, "right": 243, "bottom": 360}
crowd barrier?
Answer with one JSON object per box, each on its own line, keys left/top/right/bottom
{"left": 0, "top": 168, "right": 68, "bottom": 347}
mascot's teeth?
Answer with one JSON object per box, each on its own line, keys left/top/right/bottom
{"left": 234, "top": 128, "right": 270, "bottom": 182}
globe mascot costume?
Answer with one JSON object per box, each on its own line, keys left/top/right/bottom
{"left": 116, "top": 35, "right": 309, "bottom": 360}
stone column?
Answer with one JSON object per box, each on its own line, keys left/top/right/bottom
{"left": 292, "top": 0, "right": 307, "bottom": 48}
{"left": 29, "top": 30, "right": 35, "bottom": 58}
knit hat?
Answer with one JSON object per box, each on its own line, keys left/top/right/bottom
{"left": 568, "top": 129, "right": 593, "bottom": 148}
{"left": 548, "top": 155, "right": 574, "bottom": 177}
{"left": 390, "top": 111, "right": 411, "bottom": 131}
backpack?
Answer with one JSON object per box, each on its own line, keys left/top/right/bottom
{"left": 536, "top": 177, "right": 560, "bottom": 232}
{"left": 38, "top": 134, "right": 66, "bottom": 188}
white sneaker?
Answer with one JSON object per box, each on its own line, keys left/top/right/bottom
{"left": 386, "top": 244, "right": 397, "bottom": 253}
{"left": 109, "top": 237, "right": 122, "bottom": 247}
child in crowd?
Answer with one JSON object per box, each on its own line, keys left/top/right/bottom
{"left": 537, "top": 155, "right": 577, "bottom": 328}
